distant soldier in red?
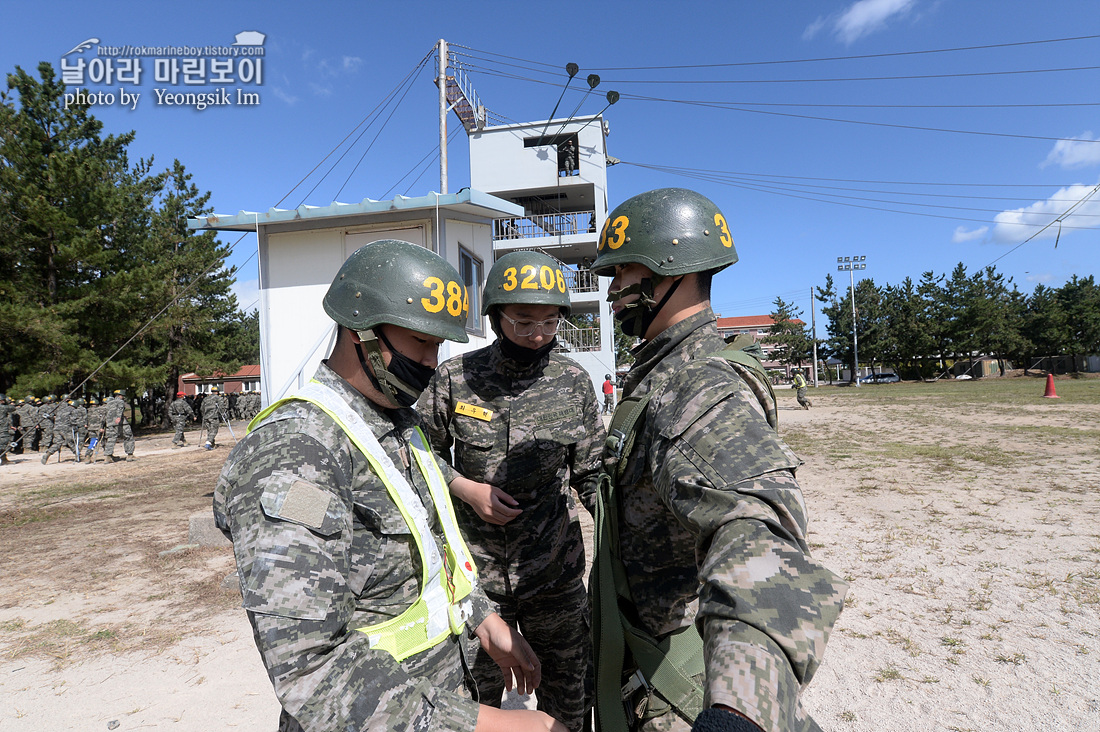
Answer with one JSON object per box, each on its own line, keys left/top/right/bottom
{"left": 602, "top": 374, "right": 615, "bottom": 415}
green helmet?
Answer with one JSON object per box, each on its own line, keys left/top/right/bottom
{"left": 482, "top": 250, "right": 572, "bottom": 315}
{"left": 323, "top": 239, "right": 470, "bottom": 343}
{"left": 590, "top": 188, "right": 738, "bottom": 277}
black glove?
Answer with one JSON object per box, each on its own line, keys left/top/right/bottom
{"left": 692, "top": 708, "right": 762, "bottom": 732}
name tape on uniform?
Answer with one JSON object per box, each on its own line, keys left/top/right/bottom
{"left": 454, "top": 402, "right": 493, "bottom": 421}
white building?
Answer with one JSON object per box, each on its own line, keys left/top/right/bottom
{"left": 188, "top": 190, "right": 522, "bottom": 405}
{"left": 468, "top": 114, "right": 618, "bottom": 395}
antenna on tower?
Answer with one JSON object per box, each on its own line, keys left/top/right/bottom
{"left": 535, "top": 63, "right": 580, "bottom": 146}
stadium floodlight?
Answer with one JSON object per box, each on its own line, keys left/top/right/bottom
{"left": 836, "top": 255, "right": 869, "bottom": 386}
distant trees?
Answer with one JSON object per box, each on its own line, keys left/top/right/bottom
{"left": 815, "top": 262, "right": 1100, "bottom": 379}
{"left": 764, "top": 296, "right": 812, "bottom": 367}
{"left": 0, "top": 62, "right": 256, "bottom": 416}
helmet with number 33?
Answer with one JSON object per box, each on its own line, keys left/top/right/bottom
{"left": 482, "top": 250, "right": 572, "bottom": 315}
{"left": 323, "top": 239, "right": 470, "bottom": 343}
{"left": 589, "top": 188, "right": 738, "bottom": 278}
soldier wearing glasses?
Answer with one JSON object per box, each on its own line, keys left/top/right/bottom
{"left": 420, "top": 250, "right": 606, "bottom": 732}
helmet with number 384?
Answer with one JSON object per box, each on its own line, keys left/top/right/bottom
{"left": 589, "top": 188, "right": 739, "bottom": 278}
{"left": 482, "top": 250, "right": 572, "bottom": 315}
{"left": 323, "top": 239, "right": 470, "bottom": 343}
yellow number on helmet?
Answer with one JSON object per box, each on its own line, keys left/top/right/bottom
{"left": 598, "top": 217, "right": 612, "bottom": 251}
{"left": 446, "top": 280, "right": 464, "bottom": 317}
{"left": 540, "top": 265, "right": 555, "bottom": 291}
{"left": 422, "top": 277, "right": 445, "bottom": 313}
{"left": 556, "top": 269, "right": 566, "bottom": 293}
{"left": 502, "top": 267, "right": 518, "bottom": 291}
{"left": 520, "top": 265, "right": 539, "bottom": 290}
{"left": 714, "top": 213, "right": 733, "bottom": 248}
{"left": 604, "top": 215, "right": 629, "bottom": 250}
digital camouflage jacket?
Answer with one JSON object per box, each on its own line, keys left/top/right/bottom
{"left": 611, "top": 307, "right": 847, "bottom": 732}
{"left": 419, "top": 341, "right": 605, "bottom": 599}
{"left": 213, "top": 363, "right": 494, "bottom": 732}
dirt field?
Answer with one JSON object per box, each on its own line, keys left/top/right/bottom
{"left": 1, "top": 375, "right": 1098, "bottom": 731}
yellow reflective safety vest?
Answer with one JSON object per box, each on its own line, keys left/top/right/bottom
{"left": 250, "top": 379, "right": 479, "bottom": 663}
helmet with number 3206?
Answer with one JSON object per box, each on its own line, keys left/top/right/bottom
{"left": 589, "top": 188, "right": 738, "bottom": 277}
{"left": 482, "top": 250, "right": 572, "bottom": 315}
{"left": 323, "top": 239, "right": 470, "bottom": 343}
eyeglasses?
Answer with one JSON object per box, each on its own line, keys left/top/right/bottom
{"left": 499, "top": 312, "right": 561, "bottom": 337}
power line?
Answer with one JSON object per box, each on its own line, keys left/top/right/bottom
{"left": 985, "top": 183, "right": 1100, "bottom": 267}
{"left": 595, "top": 64, "right": 1100, "bottom": 85}
{"left": 616, "top": 93, "right": 1100, "bottom": 144}
{"left": 586, "top": 34, "right": 1100, "bottom": 70}
{"left": 621, "top": 161, "right": 1100, "bottom": 231}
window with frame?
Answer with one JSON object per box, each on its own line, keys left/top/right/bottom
{"left": 458, "top": 246, "right": 483, "bottom": 333}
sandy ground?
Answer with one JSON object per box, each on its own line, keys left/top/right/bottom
{"left": 1, "top": 378, "right": 1098, "bottom": 731}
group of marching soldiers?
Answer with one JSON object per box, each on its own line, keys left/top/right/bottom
{"left": 0, "top": 390, "right": 135, "bottom": 465}
{"left": 167, "top": 388, "right": 262, "bottom": 450}
{"left": 1, "top": 387, "right": 264, "bottom": 466}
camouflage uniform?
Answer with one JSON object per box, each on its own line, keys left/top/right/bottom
{"left": 791, "top": 372, "right": 811, "bottom": 410}
{"left": 169, "top": 396, "right": 194, "bottom": 446}
{"left": 41, "top": 400, "right": 76, "bottom": 462}
{"left": 37, "top": 399, "right": 56, "bottom": 453}
{"left": 201, "top": 392, "right": 227, "bottom": 447}
{"left": 14, "top": 400, "right": 36, "bottom": 452}
{"left": 609, "top": 308, "right": 846, "bottom": 732}
{"left": 85, "top": 400, "right": 106, "bottom": 461}
{"left": 102, "top": 395, "right": 135, "bottom": 459}
{"left": 421, "top": 340, "right": 605, "bottom": 732}
{"left": 70, "top": 401, "right": 88, "bottom": 460}
{"left": 213, "top": 362, "right": 493, "bottom": 731}
{"left": 0, "top": 397, "right": 15, "bottom": 463}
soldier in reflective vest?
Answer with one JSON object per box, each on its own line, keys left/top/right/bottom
{"left": 213, "top": 240, "right": 567, "bottom": 732}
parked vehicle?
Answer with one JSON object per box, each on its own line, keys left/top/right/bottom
{"left": 860, "top": 372, "right": 901, "bottom": 384}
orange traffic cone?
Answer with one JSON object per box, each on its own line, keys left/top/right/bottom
{"left": 1042, "top": 373, "right": 1059, "bottom": 399}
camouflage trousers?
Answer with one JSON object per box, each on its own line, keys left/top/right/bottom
{"left": 171, "top": 416, "right": 189, "bottom": 445}
{"left": 796, "top": 387, "right": 812, "bottom": 409}
{"left": 202, "top": 418, "right": 219, "bottom": 446}
{"left": 603, "top": 393, "right": 615, "bottom": 414}
{"left": 103, "top": 421, "right": 134, "bottom": 456}
{"left": 472, "top": 580, "right": 592, "bottom": 732}
{"left": 37, "top": 423, "right": 53, "bottom": 452}
{"left": 43, "top": 426, "right": 78, "bottom": 459}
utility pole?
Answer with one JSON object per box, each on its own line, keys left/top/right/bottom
{"left": 837, "top": 256, "right": 867, "bottom": 386}
{"left": 810, "top": 287, "right": 819, "bottom": 388}
{"left": 437, "top": 38, "right": 448, "bottom": 195}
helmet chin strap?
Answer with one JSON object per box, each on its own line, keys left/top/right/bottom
{"left": 354, "top": 329, "right": 421, "bottom": 407}
{"left": 608, "top": 274, "right": 684, "bottom": 338}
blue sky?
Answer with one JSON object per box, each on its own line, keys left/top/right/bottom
{"left": 3, "top": 0, "right": 1098, "bottom": 325}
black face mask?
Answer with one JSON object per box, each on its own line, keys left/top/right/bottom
{"left": 609, "top": 275, "right": 684, "bottom": 339}
{"left": 375, "top": 329, "right": 436, "bottom": 407}
{"left": 499, "top": 334, "right": 557, "bottom": 364}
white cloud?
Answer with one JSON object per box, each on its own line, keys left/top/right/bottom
{"left": 343, "top": 56, "right": 363, "bottom": 72}
{"left": 309, "top": 82, "right": 333, "bottom": 97}
{"left": 1041, "top": 132, "right": 1100, "bottom": 169}
{"left": 271, "top": 86, "right": 299, "bottom": 105}
{"left": 1024, "top": 272, "right": 1054, "bottom": 284}
{"left": 952, "top": 225, "right": 988, "bottom": 243}
{"left": 833, "top": 0, "right": 917, "bottom": 44}
{"left": 232, "top": 278, "right": 260, "bottom": 312}
{"left": 803, "top": 16, "right": 828, "bottom": 40}
{"left": 992, "top": 181, "right": 1100, "bottom": 243}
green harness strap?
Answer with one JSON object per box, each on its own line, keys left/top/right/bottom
{"left": 593, "top": 341, "right": 777, "bottom": 731}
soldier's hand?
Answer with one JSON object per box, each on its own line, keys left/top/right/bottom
{"left": 474, "top": 708, "right": 567, "bottom": 732}
{"left": 450, "top": 477, "right": 521, "bottom": 525}
{"left": 474, "top": 612, "right": 541, "bottom": 696}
